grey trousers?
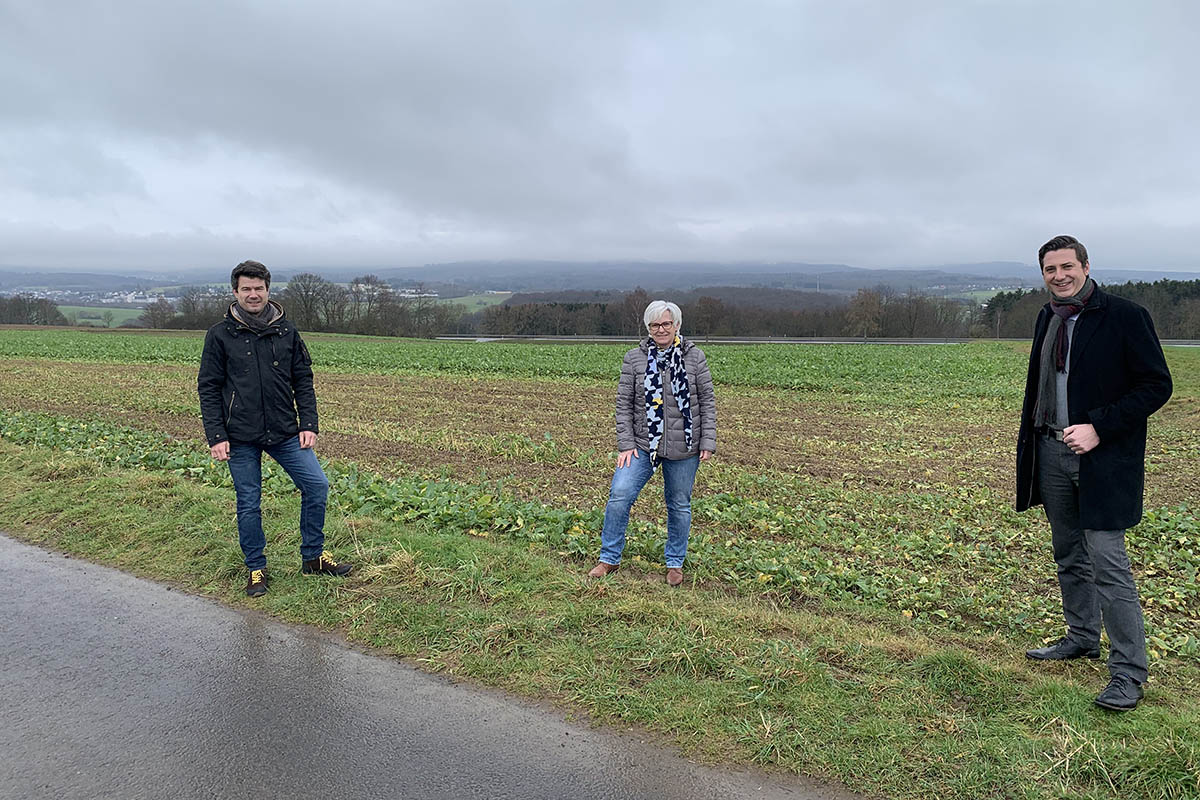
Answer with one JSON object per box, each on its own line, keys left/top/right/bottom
{"left": 1037, "top": 435, "right": 1148, "bottom": 682}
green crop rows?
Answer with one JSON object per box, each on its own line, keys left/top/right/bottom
{"left": 1, "top": 327, "right": 1197, "bottom": 663}
{"left": 0, "top": 327, "right": 1025, "bottom": 403}
{"left": 2, "top": 407, "right": 1197, "bottom": 661}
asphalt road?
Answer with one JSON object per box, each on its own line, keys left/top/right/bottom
{"left": 0, "top": 534, "right": 858, "bottom": 800}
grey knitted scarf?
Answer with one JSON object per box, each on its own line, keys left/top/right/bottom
{"left": 229, "top": 300, "right": 282, "bottom": 334}
{"left": 1031, "top": 278, "right": 1095, "bottom": 428}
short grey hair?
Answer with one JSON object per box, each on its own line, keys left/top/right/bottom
{"left": 643, "top": 300, "right": 682, "bottom": 332}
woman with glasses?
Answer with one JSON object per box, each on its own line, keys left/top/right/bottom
{"left": 587, "top": 300, "right": 717, "bottom": 586}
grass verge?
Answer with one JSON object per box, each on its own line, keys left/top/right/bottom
{"left": 2, "top": 439, "right": 1198, "bottom": 800}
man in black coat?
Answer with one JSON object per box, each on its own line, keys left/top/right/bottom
{"left": 1016, "top": 235, "right": 1172, "bottom": 711}
{"left": 198, "top": 260, "right": 352, "bottom": 598}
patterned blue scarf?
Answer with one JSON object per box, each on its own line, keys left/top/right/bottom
{"left": 644, "top": 335, "right": 692, "bottom": 466}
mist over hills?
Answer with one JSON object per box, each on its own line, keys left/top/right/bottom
{"left": 2, "top": 260, "right": 1197, "bottom": 296}
{"left": 0, "top": 271, "right": 156, "bottom": 292}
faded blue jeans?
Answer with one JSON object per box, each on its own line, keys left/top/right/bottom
{"left": 227, "top": 436, "right": 329, "bottom": 569}
{"left": 598, "top": 450, "right": 700, "bottom": 569}
{"left": 1037, "top": 435, "right": 1148, "bottom": 682}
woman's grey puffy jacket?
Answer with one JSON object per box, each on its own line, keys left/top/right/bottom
{"left": 614, "top": 337, "right": 716, "bottom": 460}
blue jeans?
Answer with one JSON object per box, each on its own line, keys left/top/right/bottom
{"left": 1037, "top": 435, "right": 1148, "bottom": 682}
{"left": 599, "top": 451, "right": 700, "bottom": 569}
{"left": 227, "top": 436, "right": 329, "bottom": 569}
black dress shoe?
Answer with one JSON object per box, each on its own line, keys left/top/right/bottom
{"left": 1095, "top": 673, "right": 1144, "bottom": 711}
{"left": 1025, "top": 637, "right": 1101, "bottom": 661}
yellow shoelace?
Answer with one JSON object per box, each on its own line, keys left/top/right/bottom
{"left": 250, "top": 569, "right": 265, "bottom": 584}
{"left": 320, "top": 552, "right": 338, "bottom": 567}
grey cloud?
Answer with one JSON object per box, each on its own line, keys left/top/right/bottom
{"left": 2, "top": 0, "right": 1199, "bottom": 270}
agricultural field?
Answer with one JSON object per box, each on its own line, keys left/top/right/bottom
{"left": 56, "top": 305, "right": 144, "bottom": 326}
{"left": 437, "top": 291, "right": 512, "bottom": 309}
{"left": 1, "top": 326, "right": 1198, "bottom": 800}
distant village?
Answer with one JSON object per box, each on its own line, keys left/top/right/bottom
{"left": 12, "top": 284, "right": 446, "bottom": 309}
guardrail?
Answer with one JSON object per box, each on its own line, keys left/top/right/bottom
{"left": 436, "top": 335, "right": 1200, "bottom": 346}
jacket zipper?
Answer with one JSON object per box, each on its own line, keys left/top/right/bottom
{"left": 226, "top": 391, "right": 236, "bottom": 425}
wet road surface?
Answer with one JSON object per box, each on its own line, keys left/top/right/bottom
{"left": 1, "top": 535, "right": 859, "bottom": 800}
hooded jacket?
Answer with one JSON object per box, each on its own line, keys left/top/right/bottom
{"left": 614, "top": 336, "right": 717, "bottom": 460}
{"left": 197, "top": 301, "right": 318, "bottom": 447}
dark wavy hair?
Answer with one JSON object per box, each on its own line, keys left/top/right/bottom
{"left": 231, "top": 260, "right": 271, "bottom": 290}
{"left": 1038, "top": 235, "right": 1088, "bottom": 268}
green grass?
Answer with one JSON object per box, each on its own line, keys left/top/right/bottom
{"left": 0, "top": 327, "right": 1037, "bottom": 401}
{"left": 55, "top": 305, "right": 144, "bottom": 326}
{"left": 437, "top": 291, "right": 511, "bottom": 308}
{"left": 3, "top": 439, "right": 1197, "bottom": 800}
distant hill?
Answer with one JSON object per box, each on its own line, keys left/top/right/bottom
{"left": 506, "top": 285, "right": 847, "bottom": 311}
{"left": 927, "top": 261, "right": 1200, "bottom": 285}
{"left": 0, "top": 270, "right": 155, "bottom": 292}
{"left": 4, "top": 260, "right": 1197, "bottom": 296}
{"left": 374, "top": 260, "right": 1200, "bottom": 294}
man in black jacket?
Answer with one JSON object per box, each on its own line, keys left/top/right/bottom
{"left": 1016, "top": 235, "right": 1172, "bottom": 711}
{"left": 198, "top": 260, "right": 352, "bottom": 598}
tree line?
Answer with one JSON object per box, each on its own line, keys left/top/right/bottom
{"left": 979, "top": 279, "right": 1200, "bottom": 339}
{"left": 136, "top": 274, "right": 467, "bottom": 337}
{"left": 6, "top": 275, "right": 1197, "bottom": 339}
{"left": 483, "top": 287, "right": 974, "bottom": 338}
{"left": 0, "top": 294, "right": 68, "bottom": 325}
{"left": 482, "top": 279, "right": 1200, "bottom": 339}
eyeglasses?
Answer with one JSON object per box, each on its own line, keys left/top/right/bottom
{"left": 648, "top": 321, "right": 675, "bottom": 331}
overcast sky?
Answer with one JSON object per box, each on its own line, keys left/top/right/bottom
{"left": 1, "top": 1, "right": 1198, "bottom": 272}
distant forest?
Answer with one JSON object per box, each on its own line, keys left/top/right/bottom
{"left": 484, "top": 279, "right": 1200, "bottom": 339}
{"left": 3, "top": 275, "right": 1197, "bottom": 339}
{"left": 0, "top": 295, "right": 68, "bottom": 326}
{"left": 980, "top": 279, "right": 1200, "bottom": 340}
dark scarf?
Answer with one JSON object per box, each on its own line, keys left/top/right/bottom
{"left": 229, "top": 300, "right": 283, "bottom": 334}
{"left": 1032, "top": 278, "right": 1095, "bottom": 428}
{"left": 643, "top": 335, "right": 693, "bottom": 467}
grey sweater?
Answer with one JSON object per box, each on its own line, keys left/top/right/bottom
{"left": 614, "top": 337, "right": 717, "bottom": 459}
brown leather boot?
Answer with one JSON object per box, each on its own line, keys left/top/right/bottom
{"left": 666, "top": 567, "right": 684, "bottom": 587}
{"left": 587, "top": 562, "right": 619, "bottom": 578}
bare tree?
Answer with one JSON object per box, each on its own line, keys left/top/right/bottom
{"left": 348, "top": 275, "right": 387, "bottom": 326}
{"left": 139, "top": 298, "right": 176, "bottom": 329}
{"left": 621, "top": 288, "right": 651, "bottom": 336}
{"left": 281, "top": 272, "right": 328, "bottom": 330}
{"left": 318, "top": 283, "right": 350, "bottom": 330}
{"left": 846, "top": 289, "right": 883, "bottom": 338}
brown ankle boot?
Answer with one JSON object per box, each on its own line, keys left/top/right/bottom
{"left": 587, "top": 562, "right": 619, "bottom": 578}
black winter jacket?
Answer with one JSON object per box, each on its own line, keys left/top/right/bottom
{"left": 1015, "top": 286, "right": 1172, "bottom": 530}
{"left": 198, "top": 302, "right": 318, "bottom": 447}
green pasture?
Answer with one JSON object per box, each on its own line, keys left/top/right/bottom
{"left": 56, "top": 305, "right": 143, "bottom": 326}
{"left": 437, "top": 291, "right": 512, "bottom": 309}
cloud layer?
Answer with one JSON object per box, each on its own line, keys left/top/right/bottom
{"left": 2, "top": 1, "right": 1198, "bottom": 270}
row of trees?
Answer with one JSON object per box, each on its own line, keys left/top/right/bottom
{"left": 0, "top": 294, "right": 68, "bottom": 326}
{"left": 10, "top": 276, "right": 1197, "bottom": 339}
{"left": 979, "top": 279, "right": 1200, "bottom": 339}
{"left": 483, "top": 288, "right": 974, "bottom": 338}
{"left": 137, "top": 274, "right": 466, "bottom": 337}
{"left": 279, "top": 274, "right": 464, "bottom": 337}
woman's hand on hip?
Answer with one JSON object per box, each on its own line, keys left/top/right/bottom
{"left": 616, "top": 449, "right": 638, "bottom": 469}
